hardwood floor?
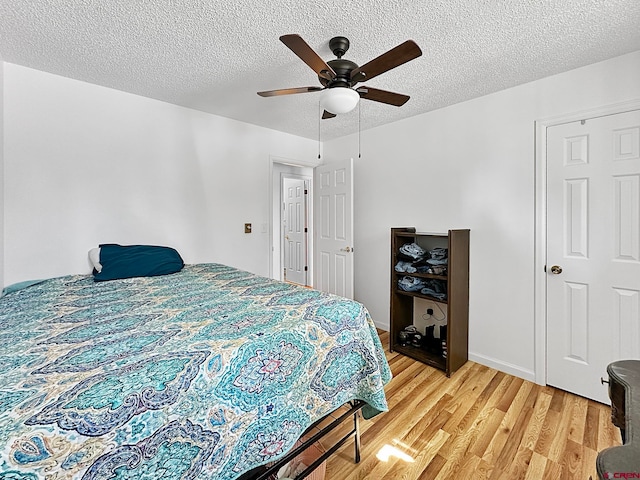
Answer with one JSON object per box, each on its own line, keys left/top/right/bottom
{"left": 320, "top": 330, "right": 621, "bottom": 480}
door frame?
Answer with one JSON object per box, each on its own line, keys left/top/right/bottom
{"left": 269, "top": 155, "right": 321, "bottom": 283}
{"left": 533, "top": 98, "right": 640, "bottom": 386}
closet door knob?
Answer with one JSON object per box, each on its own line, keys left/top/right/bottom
{"left": 550, "top": 265, "right": 563, "bottom": 274}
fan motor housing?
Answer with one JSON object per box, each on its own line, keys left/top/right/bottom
{"left": 320, "top": 59, "right": 358, "bottom": 88}
{"left": 318, "top": 36, "right": 359, "bottom": 88}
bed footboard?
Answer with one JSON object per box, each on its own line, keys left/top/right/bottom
{"left": 244, "top": 400, "right": 365, "bottom": 480}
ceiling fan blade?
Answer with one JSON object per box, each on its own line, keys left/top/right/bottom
{"left": 350, "top": 40, "right": 422, "bottom": 84}
{"left": 280, "top": 34, "right": 336, "bottom": 81}
{"left": 356, "top": 87, "right": 410, "bottom": 106}
{"left": 257, "top": 86, "right": 323, "bottom": 97}
{"left": 322, "top": 110, "right": 337, "bottom": 119}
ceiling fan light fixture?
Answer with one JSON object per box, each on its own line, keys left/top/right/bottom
{"left": 320, "top": 87, "right": 360, "bottom": 114}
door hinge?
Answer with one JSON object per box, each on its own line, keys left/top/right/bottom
{"left": 304, "top": 227, "right": 308, "bottom": 233}
{"left": 304, "top": 189, "right": 308, "bottom": 195}
{"left": 304, "top": 266, "right": 308, "bottom": 271}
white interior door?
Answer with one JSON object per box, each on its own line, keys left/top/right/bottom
{"left": 546, "top": 109, "right": 640, "bottom": 403}
{"left": 282, "top": 176, "right": 308, "bottom": 286}
{"left": 314, "top": 158, "right": 354, "bottom": 299}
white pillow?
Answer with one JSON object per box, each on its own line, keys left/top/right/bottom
{"left": 88, "top": 247, "right": 102, "bottom": 273}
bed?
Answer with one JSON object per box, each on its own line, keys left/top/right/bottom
{"left": 0, "top": 262, "right": 391, "bottom": 479}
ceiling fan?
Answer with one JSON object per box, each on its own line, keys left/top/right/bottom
{"left": 257, "top": 34, "right": 422, "bottom": 119}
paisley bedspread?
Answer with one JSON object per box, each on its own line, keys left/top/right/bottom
{"left": 0, "top": 263, "right": 391, "bottom": 479}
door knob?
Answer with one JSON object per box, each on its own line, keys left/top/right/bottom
{"left": 340, "top": 246, "right": 353, "bottom": 252}
{"left": 550, "top": 265, "right": 563, "bottom": 274}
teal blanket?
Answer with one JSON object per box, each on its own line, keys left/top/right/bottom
{"left": 0, "top": 279, "right": 46, "bottom": 297}
{"left": 0, "top": 263, "right": 390, "bottom": 479}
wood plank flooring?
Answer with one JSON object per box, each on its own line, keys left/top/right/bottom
{"left": 320, "top": 330, "right": 621, "bottom": 480}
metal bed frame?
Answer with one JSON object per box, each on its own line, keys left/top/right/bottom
{"left": 242, "top": 400, "right": 365, "bottom": 480}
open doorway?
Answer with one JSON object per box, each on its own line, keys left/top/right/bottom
{"left": 270, "top": 160, "right": 314, "bottom": 286}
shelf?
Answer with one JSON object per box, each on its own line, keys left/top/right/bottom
{"left": 394, "top": 232, "right": 419, "bottom": 239}
{"left": 395, "top": 231, "right": 447, "bottom": 238}
{"left": 394, "top": 271, "right": 448, "bottom": 281}
{"left": 395, "top": 289, "right": 448, "bottom": 304}
{"left": 391, "top": 343, "right": 446, "bottom": 370}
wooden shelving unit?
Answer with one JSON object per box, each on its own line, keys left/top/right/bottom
{"left": 390, "top": 227, "right": 470, "bottom": 376}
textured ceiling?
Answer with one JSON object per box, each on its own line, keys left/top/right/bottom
{"left": 1, "top": 0, "right": 640, "bottom": 141}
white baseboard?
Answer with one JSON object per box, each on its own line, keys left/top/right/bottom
{"left": 469, "top": 352, "right": 538, "bottom": 383}
{"left": 375, "top": 327, "right": 540, "bottom": 385}
{"left": 373, "top": 320, "right": 389, "bottom": 332}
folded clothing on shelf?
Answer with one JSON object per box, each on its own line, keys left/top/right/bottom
{"left": 399, "top": 242, "right": 426, "bottom": 261}
{"left": 420, "top": 278, "right": 447, "bottom": 300}
{"left": 397, "top": 276, "right": 426, "bottom": 292}
{"left": 414, "top": 264, "right": 447, "bottom": 275}
{"left": 397, "top": 249, "right": 448, "bottom": 275}
{"left": 395, "top": 261, "right": 417, "bottom": 273}
{"left": 426, "top": 247, "right": 448, "bottom": 266}
{"left": 397, "top": 276, "right": 447, "bottom": 300}
{"left": 429, "top": 247, "right": 448, "bottom": 260}
{"left": 427, "top": 258, "right": 448, "bottom": 266}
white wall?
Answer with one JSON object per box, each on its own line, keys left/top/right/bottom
{"left": 323, "top": 50, "right": 640, "bottom": 380}
{"left": 3, "top": 63, "right": 318, "bottom": 285}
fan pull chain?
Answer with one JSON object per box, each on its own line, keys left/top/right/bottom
{"left": 318, "top": 101, "right": 321, "bottom": 159}
{"left": 358, "top": 101, "right": 361, "bottom": 158}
